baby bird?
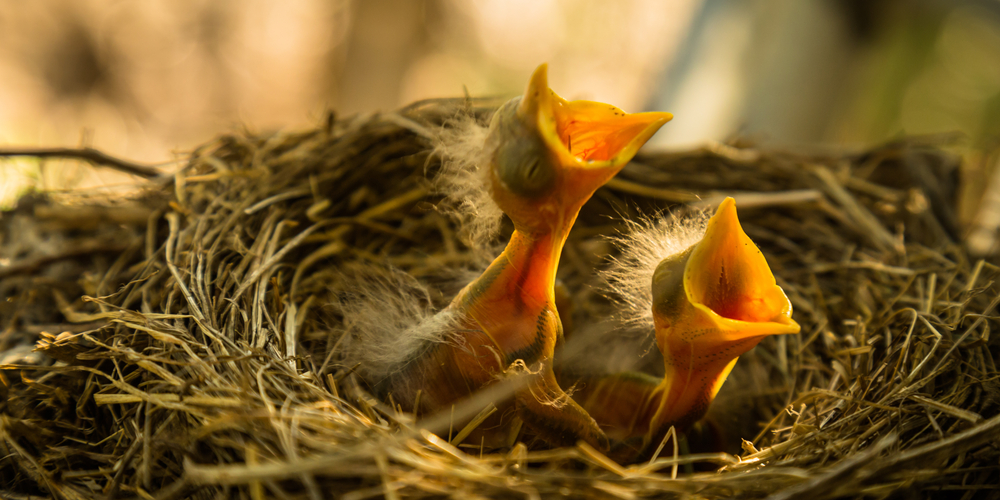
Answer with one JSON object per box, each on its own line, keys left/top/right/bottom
{"left": 569, "top": 198, "right": 800, "bottom": 451}
{"left": 347, "top": 64, "right": 672, "bottom": 449}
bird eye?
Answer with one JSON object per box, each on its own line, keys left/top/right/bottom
{"left": 651, "top": 249, "right": 692, "bottom": 318}
{"left": 523, "top": 157, "right": 541, "bottom": 180}
{"left": 493, "top": 136, "right": 555, "bottom": 198}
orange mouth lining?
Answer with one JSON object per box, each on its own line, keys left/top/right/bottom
{"left": 551, "top": 100, "right": 668, "bottom": 163}
{"left": 700, "top": 282, "right": 784, "bottom": 324}
{"left": 685, "top": 198, "right": 794, "bottom": 325}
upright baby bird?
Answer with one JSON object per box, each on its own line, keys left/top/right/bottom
{"left": 571, "top": 198, "right": 800, "bottom": 452}
{"left": 349, "top": 64, "right": 672, "bottom": 448}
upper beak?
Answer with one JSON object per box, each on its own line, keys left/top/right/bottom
{"left": 518, "top": 64, "right": 673, "bottom": 179}
{"left": 683, "top": 197, "right": 801, "bottom": 340}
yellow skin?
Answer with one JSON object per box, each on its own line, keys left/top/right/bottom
{"left": 376, "top": 64, "right": 672, "bottom": 448}
{"left": 572, "top": 198, "right": 801, "bottom": 449}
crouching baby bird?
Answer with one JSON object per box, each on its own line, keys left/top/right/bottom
{"left": 570, "top": 198, "right": 801, "bottom": 452}
{"left": 350, "top": 64, "right": 672, "bottom": 449}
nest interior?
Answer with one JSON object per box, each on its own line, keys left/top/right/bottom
{"left": 1, "top": 99, "right": 999, "bottom": 500}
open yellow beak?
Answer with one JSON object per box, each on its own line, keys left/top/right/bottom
{"left": 648, "top": 197, "right": 800, "bottom": 435}
{"left": 518, "top": 64, "right": 673, "bottom": 176}
{"left": 682, "top": 197, "right": 801, "bottom": 341}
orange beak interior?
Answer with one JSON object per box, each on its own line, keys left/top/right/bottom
{"left": 685, "top": 197, "right": 800, "bottom": 338}
{"left": 553, "top": 101, "right": 671, "bottom": 162}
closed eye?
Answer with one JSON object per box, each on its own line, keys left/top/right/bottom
{"left": 524, "top": 158, "right": 541, "bottom": 181}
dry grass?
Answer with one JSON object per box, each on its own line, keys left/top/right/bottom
{"left": 1, "top": 98, "right": 998, "bottom": 499}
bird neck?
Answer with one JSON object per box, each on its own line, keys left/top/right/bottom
{"left": 457, "top": 213, "right": 574, "bottom": 310}
{"left": 649, "top": 353, "right": 742, "bottom": 436}
{"left": 649, "top": 366, "right": 713, "bottom": 435}
{"left": 493, "top": 225, "right": 568, "bottom": 305}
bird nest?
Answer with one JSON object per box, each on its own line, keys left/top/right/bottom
{"left": 1, "top": 98, "right": 998, "bottom": 499}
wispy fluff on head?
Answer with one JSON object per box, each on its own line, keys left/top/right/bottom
{"left": 600, "top": 209, "right": 711, "bottom": 333}
{"left": 337, "top": 266, "right": 461, "bottom": 379}
{"left": 431, "top": 113, "right": 504, "bottom": 250}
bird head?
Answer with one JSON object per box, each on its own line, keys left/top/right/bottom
{"left": 485, "top": 64, "right": 672, "bottom": 237}
{"left": 650, "top": 197, "right": 800, "bottom": 421}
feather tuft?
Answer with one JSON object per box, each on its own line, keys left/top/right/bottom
{"left": 337, "top": 266, "right": 462, "bottom": 379}
{"left": 600, "top": 209, "right": 711, "bottom": 333}
{"left": 430, "top": 113, "right": 504, "bottom": 250}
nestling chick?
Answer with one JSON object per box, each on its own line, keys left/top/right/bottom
{"left": 570, "top": 198, "right": 800, "bottom": 451}
{"left": 345, "top": 64, "right": 672, "bottom": 449}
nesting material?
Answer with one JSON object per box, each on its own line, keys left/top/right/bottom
{"left": 1, "top": 98, "right": 998, "bottom": 499}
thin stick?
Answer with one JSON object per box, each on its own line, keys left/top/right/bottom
{"left": 0, "top": 146, "right": 164, "bottom": 178}
{"left": 649, "top": 426, "right": 679, "bottom": 479}
{"left": 450, "top": 403, "right": 497, "bottom": 446}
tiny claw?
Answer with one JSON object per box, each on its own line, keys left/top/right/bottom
{"left": 514, "top": 367, "right": 609, "bottom": 450}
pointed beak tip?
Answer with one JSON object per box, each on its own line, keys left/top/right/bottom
{"left": 718, "top": 196, "right": 737, "bottom": 215}
{"left": 787, "top": 317, "right": 802, "bottom": 333}
{"left": 704, "top": 197, "right": 742, "bottom": 238}
{"left": 528, "top": 63, "right": 549, "bottom": 93}
{"left": 769, "top": 310, "right": 801, "bottom": 335}
{"left": 646, "top": 113, "right": 673, "bottom": 135}
{"left": 643, "top": 112, "right": 673, "bottom": 131}
{"left": 519, "top": 63, "right": 553, "bottom": 120}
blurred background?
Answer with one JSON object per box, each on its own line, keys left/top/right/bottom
{"left": 2, "top": 0, "right": 1000, "bottom": 247}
